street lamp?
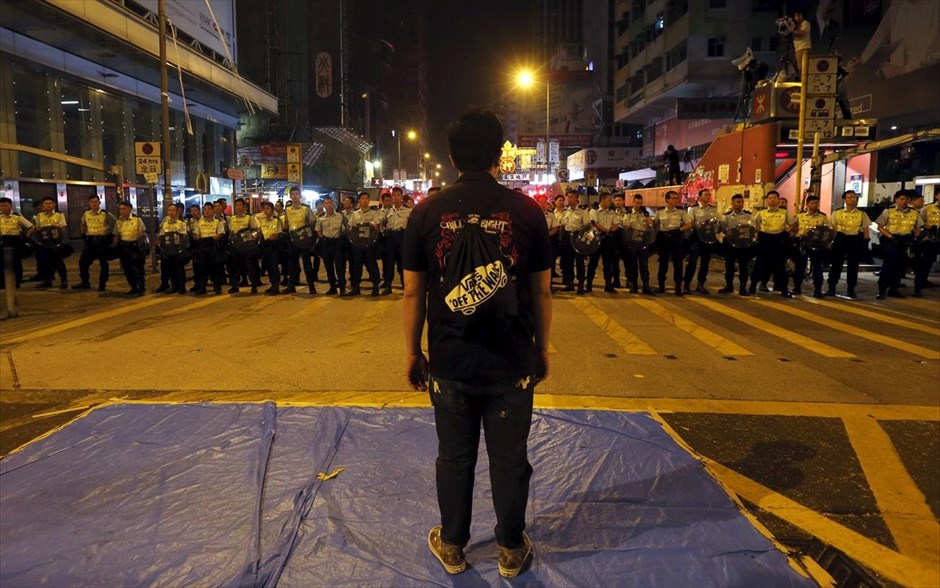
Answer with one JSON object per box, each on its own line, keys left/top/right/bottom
{"left": 515, "top": 68, "right": 551, "bottom": 171}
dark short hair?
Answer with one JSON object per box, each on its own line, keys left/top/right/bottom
{"left": 698, "top": 189, "right": 710, "bottom": 198}
{"left": 553, "top": 194, "right": 565, "bottom": 201}
{"left": 633, "top": 194, "right": 644, "bottom": 201}
{"left": 766, "top": 190, "right": 780, "bottom": 198}
{"left": 262, "top": 201, "right": 274, "bottom": 210}
{"left": 614, "top": 193, "right": 624, "bottom": 199}
{"left": 216, "top": 198, "right": 226, "bottom": 205}
{"left": 806, "top": 195, "right": 820, "bottom": 203}
{"left": 119, "top": 201, "right": 132, "bottom": 208}
{"left": 565, "top": 188, "right": 579, "bottom": 196}
{"left": 289, "top": 187, "right": 300, "bottom": 195}
{"left": 665, "top": 190, "right": 679, "bottom": 199}
{"left": 0, "top": 197, "right": 12, "bottom": 205}
{"left": 381, "top": 192, "right": 392, "bottom": 200}
{"left": 88, "top": 195, "right": 100, "bottom": 202}
{"left": 234, "top": 197, "right": 246, "bottom": 206}
{"left": 731, "top": 193, "right": 744, "bottom": 201}
{"left": 203, "top": 202, "right": 214, "bottom": 209}
{"left": 322, "top": 196, "right": 334, "bottom": 203}
{"left": 391, "top": 187, "right": 403, "bottom": 195}
{"left": 841, "top": 190, "right": 857, "bottom": 199}
{"left": 189, "top": 204, "right": 200, "bottom": 210}
{"left": 599, "top": 192, "right": 611, "bottom": 200}
{"left": 40, "top": 196, "right": 54, "bottom": 204}
{"left": 446, "top": 108, "right": 503, "bottom": 172}
{"left": 359, "top": 191, "right": 370, "bottom": 198}
{"left": 343, "top": 195, "right": 355, "bottom": 203}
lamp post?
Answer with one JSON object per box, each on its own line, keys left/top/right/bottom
{"left": 516, "top": 69, "right": 551, "bottom": 172}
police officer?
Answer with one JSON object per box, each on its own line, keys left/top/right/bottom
{"left": 316, "top": 196, "right": 348, "bottom": 296}
{"left": 653, "top": 190, "right": 692, "bottom": 296}
{"left": 186, "top": 203, "right": 202, "bottom": 292}
{"left": 718, "top": 193, "right": 754, "bottom": 295}
{"left": 623, "top": 194, "right": 655, "bottom": 295}
{"left": 914, "top": 196, "right": 940, "bottom": 296}
{"left": 827, "top": 190, "right": 870, "bottom": 298}
{"left": 0, "top": 196, "right": 34, "bottom": 289}
{"left": 594, "top": 192, "right": 622, "bottom": 293}
{"left": 383, "top": 186, "right": 411, "bottom": 294}
{"left": 750, "top": 190, "right": 795, "bottom": 297}
{"left": 192, "top": 202, "right": 226, "bottom": 295}
{"left": 912, "top": 194, "right": 939, "bottom": 297}
{"left": 560, "top": 189, "right": 592, "bottom": 294}
{"left": 156, "top": 202, "right": 189, "bottom": 295}
{"left": 792, "top": 195, "right": 829, "bottom": 297}
{"left": 257, "top": 201, "right": 285, "bottom": 295}
{"left": 552, "top": 194, "right": 566, "bottom": 280}
{"left": 226, "top": 197, "right": 262, "bottom": 294}
{"left": 611, "top": 193, "right": 628, "bottom": 287}
{"left": 73, "top": 194, "right": 116, "bottom": 291}
{"left": 115, "top": 201, "right": 148, "bottom": 296}
{"left": 377, "top": 191, "right": 393, "bottom": 290}
{"left": 348, "top": 192, "right": 382, "bottom": 297}
{"left": 32, "top": 196, "right": 69, "bottom": 289}
{"left": 340, "top": 194, "right": 356, "bottom": 287}
{"left": 876, "top": 189, "right": 923, "bottom": 299}
{"left": 684, "top": 189, "right": 717, "bottom": 294}
{"left": 283, "top": 187, "right": 318, "bottom": 294}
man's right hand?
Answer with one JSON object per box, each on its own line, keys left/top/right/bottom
{"left": 534, "top": 349, "right": 550, "bottom": 384}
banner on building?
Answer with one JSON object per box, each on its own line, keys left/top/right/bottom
{"left": 136, "top": 0, "right": 236, "bottom": 62}
{"left": 517, "top": 71, "right": 595, "bottom": 148}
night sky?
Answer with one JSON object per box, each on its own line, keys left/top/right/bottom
{"left": 426, "top": 0, "right": 535, "bottom": 181}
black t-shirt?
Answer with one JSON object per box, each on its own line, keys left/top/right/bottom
{"left": 403, "top": 171, "right": 553, "bottom": 383}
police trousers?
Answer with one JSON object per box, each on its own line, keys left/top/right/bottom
{"left": 351, "top": 244, "right": 379, "bottom": 288}
{"left": 753, "top": 233, "right": 789, "bottom": 292}
{"left": 723, "top": 245, "right": 753, "bottom": 290}
{"left": 559, "top": 231, "right": 586, "bottom": 285}
{"left": 913, "top": 240, "right": 938, "bottom": 290}
{"left": 625, "top": 247, "right": 651, "bottom": 288}
{"left": 287, "top": 243, "right": 315, "bottom": 287}
{"left": 161, "top": 253, "right": 187, "bottom": 293}
{"left": 36, "top": 245, "right": 67, "bottom": 284}
{"left": 793, "top": 249, "right": 826, "bottom": 290}
{"left": 828, "top": 234, "right": 864, "bottom": 291}
{"left": 194, "top": 240, "right": 223, "bottom": 291}
{"left": 118, "top": 241, "right": 145, "bottom": 291}
{"left": 231, "top": 250, "right": 261, "bottom": 288}
{"left": 79, "top": 236, "right": 111, "bottom": 287}
{"left": 656, "top": 230, "right": 684, "bottom": 287}
{"left": 683, "top": 235, "right": 711, "bottom": 287}
{"left": 879, "top": 236, "right": 913, "bottom": 292}
{"left": 429, "top": 374, "right": 535, "bottom": 550}
{"left": 261, "top": 240, "right": 282, "bottom": 288}
{"left": 319, "top": 237, "right": 346, "bottom": 288}
{"left": 384, "top": 230, "right": 406, "bottom": 287}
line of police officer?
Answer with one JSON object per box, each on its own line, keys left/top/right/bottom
{"left": 539, "top": 187, "right": 938, "bottom": 300}
{"left": 0, "top": 185, "right": 418, "bottom": 298}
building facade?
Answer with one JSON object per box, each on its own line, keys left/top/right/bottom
{"left": 0, "top": 0, "right": 277, "bottom": 234}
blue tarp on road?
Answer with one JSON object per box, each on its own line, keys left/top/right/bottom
{"left": 0, "top": 404, "right": 816, "bottom": 587}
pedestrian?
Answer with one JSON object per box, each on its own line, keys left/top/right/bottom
{"left": 402, "top": 108, "right": 552, "bottom": 579}
{"left": 663, "top": 144, "right": 681, "bottom": 185}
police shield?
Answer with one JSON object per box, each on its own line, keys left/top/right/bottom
{"left": 348, "top": 223, "right": 379, "bottom": 249}
{"left": 803, "top": 224, "right": 835, "bottom": 252}
{"left": 621, "top": 224, "right": 656, "bottom": 251}
{"left": 231, "top": 227, "right": 261, "bottom": 256}
{"left": 571, "top": 226, "right": 602, "bottom": 256}
{"left": 726, "top": 219, "right": 759, "bottom": 249}
{"left": 289, "top": 224, "right": 316, "bottom": 252}
{"left": 159, "top": 232, "right": 190, "bottom": 257}
{"left": 696, "top": 217, "right": 721, "bottom": 244}
{"left": 36, "top": 226, "right": 62, "bottom": 248}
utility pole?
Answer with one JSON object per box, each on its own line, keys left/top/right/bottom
{"left": 158, "top": 0, "right": 172, "bottom": 214}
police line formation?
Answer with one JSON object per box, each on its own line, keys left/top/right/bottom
{"left": 0, "top": 186, "right": 937, "bottom": 301}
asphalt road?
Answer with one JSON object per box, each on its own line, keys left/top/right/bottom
{"left": 1, "top": 258, "right": 938, "bottom": 586}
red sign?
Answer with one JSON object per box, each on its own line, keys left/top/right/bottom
{"left": 226, "top": 168, "right": 245, "bottom": 181}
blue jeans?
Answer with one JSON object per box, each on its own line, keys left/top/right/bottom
{"left": 429, "top": 374, "right": 535, "bottom": 549}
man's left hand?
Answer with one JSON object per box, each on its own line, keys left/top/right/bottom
{"left": 406, "top": 353, "right": 429, "bottom": 391}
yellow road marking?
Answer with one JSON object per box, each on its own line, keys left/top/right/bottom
{"left": 548, "top": 341, "right": 558, "bottom": 354}
{"left": 753, "top": 300, "right": 940, "bottom": 360}
{"left": 632, "top": 299, "right": 754, "bottom": 357}
{"left": 568, "top": 297, "right": 657, "bottom": 355}
{"left": 163, "top": 294, "right": 233, "bottom": 315}
{"left": 842, "top": 416, "right": 940, "bottom": 563}
{"left": 688, "top": 298, "right": 855, "bottom": 358}
{"left": 852, "top": 300, "right": 940, "bottom": 326}
{"left": 335, "top": 301, "right": 395, "bottom": 347}
{"left": 801, "top": 297, "right": 940, "bottom": 336}
{"left": 285, "top": 297, "right": 333, "bottom": 322}
{"left": 706, "top": 460, "right": 939, "bottom": 588}
{"left": 0, "top": 297, "right": 171, "bottom": 346}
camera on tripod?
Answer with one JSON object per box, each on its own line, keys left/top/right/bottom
{"left": 775, "top": 16, "right": 795, "bottom": 35}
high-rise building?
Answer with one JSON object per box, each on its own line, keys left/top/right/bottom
{"left": 613, "top": 0, "right": 779, "bottom": 158}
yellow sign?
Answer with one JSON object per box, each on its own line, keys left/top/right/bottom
{"left": 261, "top": 163, "right": 287, "bottom": 179}
{"left": 287, "top": 143, "right": 302, "bottom": 163}
{"left": 287, "top": 162, "right": 302, "bottom": 184}
{"left": 499, "top": 157, "right": 516, "bottom": 174}
{"left": 143, "top": 172, "right": 159, "bottom": 184}
{"left": 136, "top": 157, "right": 161, "bottom": 175}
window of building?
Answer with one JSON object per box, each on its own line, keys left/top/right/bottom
{"left": 666, "top": 40, "right": 688, "bottom": 70}
{"left": 646, "top": 57, "right": 663, "bottom": 82}
{"left": 667, "top": 0, "right": 689, "bottom": 26}
{"left": 708, "top": 0, "right": 727, "bottom": 8}
{"left": 751, "top": 36, "right": 763, "bottom": 51}
{"left": 616, "top": 83, "right": 629, "bottom": 103}
{"left": 707, "top": 37, "right": 726, "bottom": 57}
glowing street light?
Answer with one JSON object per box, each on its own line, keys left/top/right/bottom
{"left": 372, "top": 160, "right": 382, "bottom": 169}
{"left": 424, "top": 152, "right": 430, "bottom": 159}
{"left": 407, "top": 130, "right": 417, "bottom": 141}
{"left": 436, "top": 163, "right": 442, "bottom": 169}
{"left": 516, "top": 69, "right": 535, "bottom": 88}
{"left": 514, "top": 67, "right": 551, "bottom": 171}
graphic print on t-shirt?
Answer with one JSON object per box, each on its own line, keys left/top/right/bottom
{"left": 437, "top": 212, "right": 519, "bottom": 318}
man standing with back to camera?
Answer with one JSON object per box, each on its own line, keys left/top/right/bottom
{"left": 402, "top": 108, "right": 553, "bottom": 579}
